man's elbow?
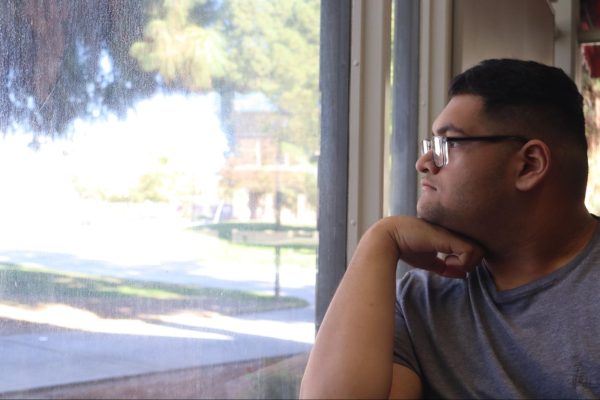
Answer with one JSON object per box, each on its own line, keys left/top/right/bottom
{"left": 299, "top": 374, "right": 346, "bottom": 399}
{"left": 299, "top": 374, "right": 324, "bottom": 399}
{"left": 300, "top": 375, "right": 391, "bottom": 399}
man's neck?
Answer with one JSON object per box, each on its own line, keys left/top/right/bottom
{"left": 483, "top": 210, "right": 597, "bottom": 291}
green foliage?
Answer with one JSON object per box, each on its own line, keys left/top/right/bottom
{"left": 130, "top": 171, "right": 170, "bottom": 202}
{"left": 0, "top": 0, "right": 159, "bottom": 134}
{"left": 220, "top": 0, "right": 321, "bottom": 152}
{"left": 130, "top": 0, "right": 320, "bottom": 153}
{"left": 72, "top": 155, "right": 210, "bottom": 204}
{"left": 4, "top": 0, "right": 321, "bottom": 212}
{"left": 3, "top": 0, "right": 320, "bottom": 151}
{"left": 73, "top": 163, "right": 173, "bottom": 203}
{"left": 130, "top": 0, "right": 230, "bottom": 90}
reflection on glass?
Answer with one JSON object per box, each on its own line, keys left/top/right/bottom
{"left": 581, "top": 43, "right": 600, "bottom": 215}
{"left": 0, "top": 1, "right": 319, "bottom": 398}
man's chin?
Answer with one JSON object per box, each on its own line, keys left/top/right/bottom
{"left": 417, "top": 205, "right": 459, "bottom": 231}
{"left": 417, "top": 209, "right": 481, "bottom": 244}
{"left": 416, "top": 203, "right": 443, "bottom": 225}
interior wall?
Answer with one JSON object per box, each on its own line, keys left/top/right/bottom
{"left": 452, "top": 0, "right": 555, "bottom": 74}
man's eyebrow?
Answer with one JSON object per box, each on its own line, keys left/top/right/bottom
{"left": 435, "top": 124, "right": 467, "bottom": 136}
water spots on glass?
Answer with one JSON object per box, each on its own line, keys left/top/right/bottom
{"left": 0, "top": 0, "right": 319, "bottom": 397}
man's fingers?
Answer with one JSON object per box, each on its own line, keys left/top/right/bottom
{"left": 425, "top": 234, "right": 485, "bottom": 277}
{"left": 444, "top": 249, "right": 483, "bottom": 272}
{"left": 429, "top": 256, "right": 467, "bottom": 279}
{"left": 443, "top": 254, "right": 471, "bottom": 278}
{"left": 384, "top": 216, "right": 485, "bottom": 277}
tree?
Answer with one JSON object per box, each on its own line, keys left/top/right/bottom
{"left": 213, "top": 0, "right": 320, "bottom": 219}
{"left": 2, "top": 0, "right": 319, "bottom": 154}
{"left": 2, "top": 0, "right": 321, "bottom": 217}
{"left": 0, "top": 0, "right": 158, "bottom": 135}
{"left": 217, "top": 0, "right": 320, "bottom": 153}
{"left": 129, "top": 0, "right": 230, "bottom": 91}
{"left": 129, "top": 0, "right": 320, "bottom": 218}
{"left": 130, "top": 0, "right": 320, "bottom": 154}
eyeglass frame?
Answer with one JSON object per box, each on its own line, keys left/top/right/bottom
{"left": 421, "top": 135, "right": 530, "bottom": 168}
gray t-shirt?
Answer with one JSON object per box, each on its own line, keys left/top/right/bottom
{"left": 394, "top": 224, "right": 600, "bottom": 399}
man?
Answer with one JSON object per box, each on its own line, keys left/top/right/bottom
{"left": 300, "top": 59, "right": 600, "bottom": 398}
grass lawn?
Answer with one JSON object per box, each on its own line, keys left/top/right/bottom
{"left": 0, "top": 263, "right": 309, "bottom": 321}
{"left": 192, "top": 229, "right": 317, "bottom": 270}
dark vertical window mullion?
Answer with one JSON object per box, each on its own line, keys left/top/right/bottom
{"left": 391, "top": 0, "right": 419, "bottom": 277}
{"left": 316, "top": 0, "right": 352, "bottom": 330}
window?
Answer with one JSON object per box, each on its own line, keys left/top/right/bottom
{"left": 579, "top": 0, "right": 600, "bottom": 215}
{"left": 580, "top": 43, "right": 600, "bottom": 215}
{"left": 0, "top": 1, "right": 324, "bottom": 397}
{"left": 3, "top": 2, "right": 585, "bottom": 398}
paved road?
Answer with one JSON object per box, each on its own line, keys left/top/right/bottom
{"left": 0, "top": 217, "right": 317, "bottom": 394}
{"left": 0, "top": 307, "right": 315, "bottom": 394}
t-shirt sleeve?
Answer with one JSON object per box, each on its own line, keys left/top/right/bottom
{"left": 393, "top": 274, "right": 423, "bottom": 377}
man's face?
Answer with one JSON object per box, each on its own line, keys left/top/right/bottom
{"left": 416, "top": 94, "right": 518, "bottom": 237}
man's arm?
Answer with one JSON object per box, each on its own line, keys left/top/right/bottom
{"left": 299, "top": 216, "right": 483, "bottom": 399}
{"left": 389, "top": 364, "right": 423, "bottom": 399}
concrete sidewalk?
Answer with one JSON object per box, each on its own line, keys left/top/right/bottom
{"left": 0, "top": 306, "right": 314, "bottom": 394}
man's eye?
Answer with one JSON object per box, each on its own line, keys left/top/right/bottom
{"left": 447, "top": 140, "right": 461, "bottom": 148}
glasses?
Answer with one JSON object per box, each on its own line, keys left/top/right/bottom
{"left": 421, "top": 135, "right": 529, "bottom": 167}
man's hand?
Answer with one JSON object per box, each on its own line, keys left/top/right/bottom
{"left": 381, "top": 216, "right": 485, "bottom": 278}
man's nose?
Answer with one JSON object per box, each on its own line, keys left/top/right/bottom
{"left": 415, "top": 150, "right": 440, "bottom": 174}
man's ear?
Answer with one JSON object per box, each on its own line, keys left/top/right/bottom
{"left": 514, "top": 140, "right": 551, "bottom": 191}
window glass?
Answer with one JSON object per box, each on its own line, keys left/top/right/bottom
{"left": 0, "top": 1, "right": 319, "bottom": 398}
{"left": 581, "top": 43, "right": 600, "bottom": 215}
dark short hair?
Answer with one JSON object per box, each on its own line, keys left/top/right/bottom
{"left": 449, "top": 59, "right": 587, "bottom": 151}
{"left": 449, "top": 58, "right": 588, "bottom": 199}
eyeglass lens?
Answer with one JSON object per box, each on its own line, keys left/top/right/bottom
{"left": 432, "top": 137, "right": 446, "bottom": 166}
{"left": 421, "top": 137, "right": 446, "bottom": 167}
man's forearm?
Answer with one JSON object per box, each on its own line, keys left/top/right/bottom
{"left": 300, "top": 220, "right": 400, "bottom": 399}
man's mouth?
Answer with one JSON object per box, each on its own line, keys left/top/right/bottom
{"left": 421, "top": 179, "right": 437, "bottom": 191}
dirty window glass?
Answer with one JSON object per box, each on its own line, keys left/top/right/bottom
{"left": 0, "top": 1, "right": 319, "bottom": 398}
{"left": 581, "top": 42, "right": 600, "bottom": 215}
